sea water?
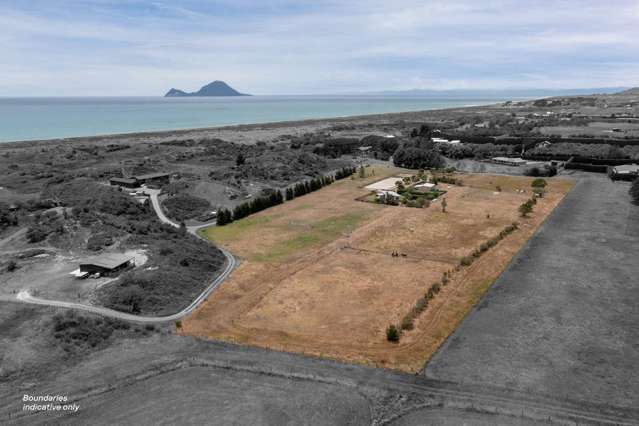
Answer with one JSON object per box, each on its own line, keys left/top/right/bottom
{"left": 0, "top": 95, "right": 519, "bottom": 143}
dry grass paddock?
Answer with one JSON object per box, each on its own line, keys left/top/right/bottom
{"left": 182, "top": 166, "right": 573, "bottom": 371}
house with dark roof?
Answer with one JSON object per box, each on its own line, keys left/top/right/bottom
{"left": 109, "top": 177, "right": 139, "bottom": 188}
{"left": 134, "top": 172, "right": 170, "bottom": 187}
{"left": 78, "top": 253, "right": 135, "bottom": 276}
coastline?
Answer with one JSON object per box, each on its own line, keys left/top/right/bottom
{"left": 0, "top": 101, "right": 505, "bottom": 149}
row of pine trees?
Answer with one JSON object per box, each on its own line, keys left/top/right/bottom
{"left": 216, "top": 166, "right": 356, "bottom": 226}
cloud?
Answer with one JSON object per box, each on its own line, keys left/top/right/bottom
{"left": 0, "top": 0, "right": 637, "bottom": 95}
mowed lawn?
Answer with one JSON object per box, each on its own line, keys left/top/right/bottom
{"left": 184, "top": 167, "right": 574, "bottom": 372}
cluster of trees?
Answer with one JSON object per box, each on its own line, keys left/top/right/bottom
{"left": 162, "top": 194, "right": 212, "bottom": 221}
{"left": 312, "top": 138, "right": 361, "bottom": 158}
{"left": 334, "top": 166, "right": 357, "bottom": 180}
{"left": 233, "top": 190, "right": 284, "bottom": 221}
{"left": 286, "top": 175, "right": 334, "bottom": 201}
{"left": 26, "top": 210, "right": 65, "bottom": 243}
{"left": 527, "top": 142, "right": 639, "bottom": 160}
{"left": 215, "top": 209, "right": 233, "bottom": 226}
{"left": 216, "top": 191, "right": 282, "bottom": 226}
{"left": 388, "top": 222, "right": 520, "bottom": 342}
{"left": 432, "top": 174, "right": 463, "bottom": 186}
{"left": 393, "top": 141, "right": 444, "bottom": 170}
{"left": 217, "top": 167, "right": 356, "bottom": 226}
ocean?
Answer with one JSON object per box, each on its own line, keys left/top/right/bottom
{"left": 0, "top": 95, "right": 521, "bottom": 143}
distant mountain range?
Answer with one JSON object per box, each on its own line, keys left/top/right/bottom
{"left": 616, "top": 87, "right": 639, "bottom": 95}
{"left": 352, "top": 87, "right": 631, "bottom": 98}
{"left": 165, "top": 81, "right": 250, "bottom": 97}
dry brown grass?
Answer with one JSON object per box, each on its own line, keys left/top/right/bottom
{"left": 182, "top": 168, "right": 574, "bottom": 372}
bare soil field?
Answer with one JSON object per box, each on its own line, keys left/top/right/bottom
{"left": 182, "top": 166, "right": 573, "bottom": 371}
{"left": 426, "top": 174, "right": 639, "bottom": 409}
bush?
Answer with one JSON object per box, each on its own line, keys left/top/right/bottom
{"left": 400, "top": 315, "right": 415, "bottom": 331}
{"left": 460, "top": 256, "right": 473, "bottom": 266}
{"left": 386, "top": 324, "right": 400, "bottom": 342}
{"left": 6, "top": 260, "right": 18, "bottom": 272}
{"left": 52, "top": 310, "right": 128, "bottom": 352}
{"left": 531, "top": 178, "right": 547, "bottom": 188}
{"left": 393, "top": 146, "right": 444, "bottom": 169}
{"left": 26, "top": 227, "right": 48, "bottom": 243}
{"left": 86, "top": 232, "right": 115, "bottom": 251}
{"left": 162, "top": 194, "right": 212, "bottom": 221}
{"left": 519, "top": 200, "right": 534, "bottom": 217}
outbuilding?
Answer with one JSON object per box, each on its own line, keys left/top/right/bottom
{"left": 78, "top": 254, "right": 135, "bottom": 276}
{"left": 109, "top": 177, "right": 139, "bottom": 188}
{"left": 134, "top": 172, "right": 170, "bottom": 187}
{"left": 492, "top": 157, "right": 528, "bottom": 167}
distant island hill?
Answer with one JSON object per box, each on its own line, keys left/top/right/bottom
{"left": 164, "top": 80, "right": 250, "bottom": 97}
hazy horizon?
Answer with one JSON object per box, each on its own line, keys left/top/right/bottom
{"left": 1, "top": 0, "right": 638, "bottom": 97}
{"left": 0, "top": 86, "right": 630, "bottom": 99}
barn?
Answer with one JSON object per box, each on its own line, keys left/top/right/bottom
{"left": 78, "top": 254, "right": 135, "bottom": 276}
{"left": 134, "top": 172, "right": 170, "bottom": 187}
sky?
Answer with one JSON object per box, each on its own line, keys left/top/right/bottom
{"left": 0, "top": 0, "right": 638, "bottom": 96}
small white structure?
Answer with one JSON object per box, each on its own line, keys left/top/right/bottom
{"left": 414, "top": 182, "right": 436, "bottom": 190}
{"left": 431, "top": 137, "right": 449, "bottom": 143}
{"left": 492, "top": 157, "right": 528, "bottom": 167}
{"left": 69, "top": 269, "right": 89, "bottom": 279}
{"left": 376, "top": 190, "right": 401, "bottom": 202}
{"left": 432, "top": 137, "right": 460, "bottom": 144}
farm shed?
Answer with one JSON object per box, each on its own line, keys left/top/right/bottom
{"left": 78, "top": 254, "right": 135, "bottom": 276}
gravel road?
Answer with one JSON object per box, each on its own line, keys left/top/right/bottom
{"left": 8, "top": 187, "right": 236, "bottom": 323}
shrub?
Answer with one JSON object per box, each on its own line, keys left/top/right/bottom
{"left": 400, "top": 315, "right": 414, "bottom": 331}
{"left": 52, "top": 311, "right": 128, "bottom": 352}
{"left": 87, "top": 232, "right": 114, "bottom": 251}
{"left": 26, "top": 227, "right": 48, "bottom": 243}
{"left": 386, "top": 324, "right": 400, "bottom": 342}
{"left": 441, "top": 274, "right": 449, "bottom": 286}
{"left": 414, "top": 297, "right": 428, "bottom": 312}
{"left": 6, "top": 260, "right": 18, "bottom": 272}
{"left": 162, "top": 194, "right": 211, "bottom": 221}
{"left": 460, "top": 256, "right": 473, "bottom": 266}
{"left": 175, "top": 320, "right": 182, "bottom": 329}
{"left": 519, "top": 200, "right": 533, "bottom": 217}
{"left": 426, "top": 288, "right": 435, "bottom": 300}
{"left": 531, "top": 178, "right": 547, "bottom": 188}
